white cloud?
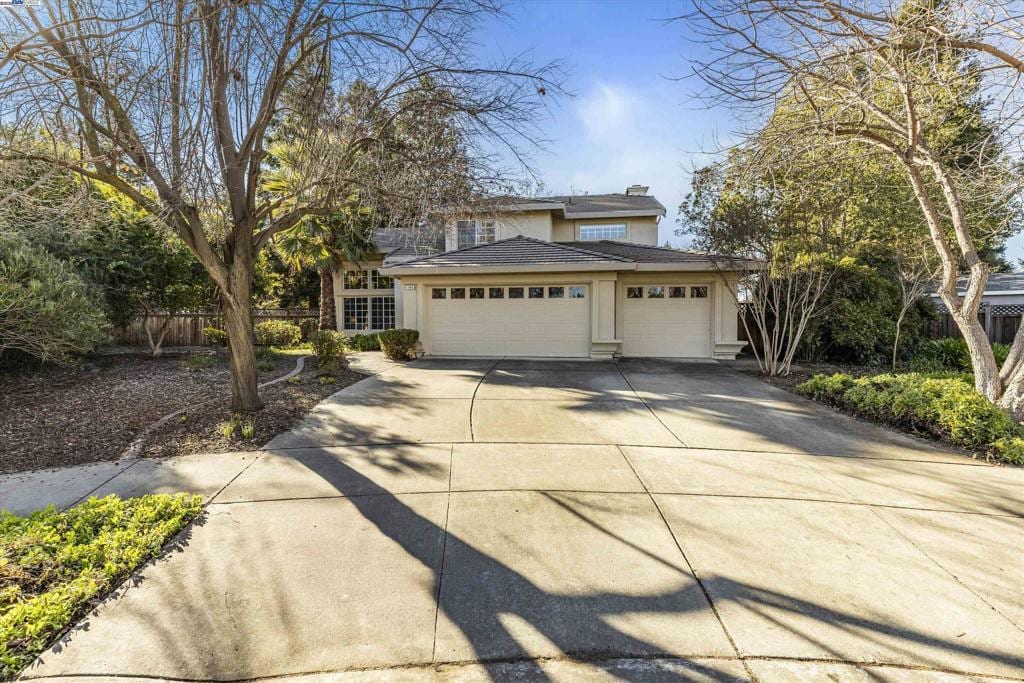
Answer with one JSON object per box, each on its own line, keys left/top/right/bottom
{"left": 575, "top": 82, "right": 635, "bottom": 138}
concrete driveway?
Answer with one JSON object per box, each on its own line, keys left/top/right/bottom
{"left": 24, "top": 359, "right": 1024, "bottom": 682}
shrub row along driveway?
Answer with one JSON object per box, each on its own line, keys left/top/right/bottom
{"left": 23, "top": 359, "right": 1024, "bottom": 681}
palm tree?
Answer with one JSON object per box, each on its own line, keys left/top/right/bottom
{"left": 274, "top": 205, "right": 378, "bottom": 331}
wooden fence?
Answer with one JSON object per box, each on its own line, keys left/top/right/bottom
{"left": 113, "top": 309, "right": 319, "bottom": 347}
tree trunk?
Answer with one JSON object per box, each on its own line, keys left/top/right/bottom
{"left": 319, "top": 268, "right": 336, "bottom": 331}
{"left": 222, "top": 258, "right": 262, "bottom": 412}
{"left": 892, "top": 313, "right": 904, "bottom": 371}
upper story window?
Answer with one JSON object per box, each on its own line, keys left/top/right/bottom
{"left": 343, "top": 269, "right": 394, "bottom": 290}
{"left": 457, "top": 219, "right": 496, "bottom": 249}
{"left": 579, "top": 223, "right": 627, "bottom": 241}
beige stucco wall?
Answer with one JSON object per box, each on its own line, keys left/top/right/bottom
{"left": 551, "top": 216, "right": 660, "bottom": 245}
{"left": 444, "top": 210, "right": 553, "bottom": 250}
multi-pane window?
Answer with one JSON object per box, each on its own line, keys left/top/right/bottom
{"left": 370, "top": 296, "right": 395, "bottom": 330}
{"left": 344, "top": 269, "right": 393, "bottom": 290}
{"left": 579, "top": 223, "right": 626, "bottom": 241}
{"left": 343, "top": 296, "right": 395, "bottom": 331}
{"left": 457, "top": 219, "right": 497, "bottom": 249}
{"left": 343, "top": 297, "right": 368, "bottom": 330}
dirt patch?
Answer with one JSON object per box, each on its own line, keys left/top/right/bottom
{"left": 0, "top": 351, "right": 362, "bottom": 475}
{"left": 141, "top": 368, "right": 362, "bottom": 459}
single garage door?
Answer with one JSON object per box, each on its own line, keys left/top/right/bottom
{"left": 622, "top": 284, "right": 711, "bottom": 357}
{"left": 427, "top": 284, "right": 590, "bottom": 357}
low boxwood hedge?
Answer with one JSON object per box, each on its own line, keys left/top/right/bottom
{"left": 0, "top": 494, "right": 203, "bottom": 677}
{"left": 797, "top": 372, "right": 1024, "bottom": 464}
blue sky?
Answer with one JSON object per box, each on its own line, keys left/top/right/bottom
{"left": 480, "top": 0, "right": 727, "bottom": 248}
{"left": 480, "top": 0, "right": 1024, "bottom": 263}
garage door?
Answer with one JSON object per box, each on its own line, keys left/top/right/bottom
{"left": 622, "top": 284, "right": 711, "bottom": 357}
{"left": 427, "top": 284, "right": 590, "bottom": 357}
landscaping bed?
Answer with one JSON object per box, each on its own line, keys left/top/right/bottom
{"left": 0, "top": 493, "right": 203, "bottom": 678}
{"left": 0, "top": 349, "right": 361, "bottom": 474}
{"left": 797, "top": 371, "right": 1024, "bottom": 465}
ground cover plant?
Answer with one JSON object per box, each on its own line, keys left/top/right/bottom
{"left": 0, "top": 493, "right": 203, "bottom": 678}
{"left": 798, "top": 372, "right": 1024, "bottom": 464}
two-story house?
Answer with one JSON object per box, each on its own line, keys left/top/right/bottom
{"left": 332, "top": 185, "right": 749, "bottom": 359}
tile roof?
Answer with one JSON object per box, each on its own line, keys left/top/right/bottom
{"left": 537, "top": 193, "right": 666, "bottom": 217}
{"left": 390, "top": 235, "right": 633, "bottom": 269}
{"left": 372, "top": 228, "right": 445, "bottom": 262}
{"left": 560, "top": 240, "right": 714, "bottom": 263}
{"left": 927, "top": 272, "right": 1024, "bottom": 295}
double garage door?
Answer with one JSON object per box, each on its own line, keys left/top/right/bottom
{"left": 427, "top": 284, "right": 590, "bottom": 357}
{"left": 425, "top": 282, "right": 712, "bottom": 358}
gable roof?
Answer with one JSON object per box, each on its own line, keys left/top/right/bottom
{"left": 389, "top": 235, "right": 632, "bottom": 270}
{"left": 560, "top": 240, "right": 716, "bottom": 263}
{"left": 477, "top": 193, "right": 666, "bottom": 219}
{"left": 381, "top": 235, "right": 752, "bottom": 275}
{"left": 538, "top": 193, "right": 666, "bottom": 218}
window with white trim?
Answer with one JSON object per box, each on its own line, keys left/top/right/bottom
{"left": 579, "top": 223, "right": 626, "bottom": 240}
{"left": 457, "top": 219, "right": 497, "bottom": 249}
{"left": 343, "top": 269, "right": 393, "bottom": 290}
{"left": 343, "top": 296, "right": 395, "bottom": 331}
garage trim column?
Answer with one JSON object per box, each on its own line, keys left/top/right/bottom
{"left": 590, "top": 274, "right": 621, "bottom": 359}
{"left": 712, "top": 276, "right": 747, "bottom": 360}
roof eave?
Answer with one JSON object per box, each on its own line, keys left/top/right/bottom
{"left": 381, "top": 262, "right": 633, "bottom": 276}
{"left": 563, "top": 209, "right": 665, "bottom": 219}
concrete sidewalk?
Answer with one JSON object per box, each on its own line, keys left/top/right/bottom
{"left": 12, "top": 358, "right": 1024, "bottom": 682}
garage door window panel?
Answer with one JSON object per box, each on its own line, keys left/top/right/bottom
{"left": 647, "top": 286, "right": 665, "bottom": 299}
{"left": 509, "top": 287, "right": 524, "bottom": 299}
{"left": 691, "top": 286, "right": 708, "bottom": 298}
{"left": 451, "top": 287, "right": 466, "bottom": 299}
{"left": 470, "top": 287, "right": 485, "bottom": 299}
{"left": 669, "top": 287, "right": 686, "bottom": 299}
{"left": 548, "top": 287, "right": 564, "bottom": 299}
{"left": 569, "top": 286, "right": 586, "bottom": 299}
{"left": 432, "top": 288, "right": 447, "bottom": 299}
{"left": 489, "top": 287, "right": 504, "bottom": 299}
{"left": 529, "top": 287, "right": 544, "bottom": 299}
{"left": 627, "top": 287, "right": 642, "bottom": 299}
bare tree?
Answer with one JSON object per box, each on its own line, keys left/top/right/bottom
{"left": 0, "top": 0, "right": 561, "bottom": 410}
{"left": 892, "top": 236, "right": 938, "bottom": 369}
{"left": 677, "top": 0, "right": 1024, "bottom": 417}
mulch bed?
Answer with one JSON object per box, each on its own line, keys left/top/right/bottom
{"left": 0, "top": 351, "right": 363, "bottom": 475}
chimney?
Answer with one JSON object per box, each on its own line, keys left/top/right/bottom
{"left": 626, "top": 184, "right": 649, "bottom": 196}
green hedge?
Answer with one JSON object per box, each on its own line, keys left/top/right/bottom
{"left": 1, "top": 494, "right": 202, "bottom": 677}
{"left": 378, "top": 329, "right": 419, "bottom": 361}
{"left": 346, "top": 333, "right": 380, "bottom": 352}
{"left": 797, "top": 372, "right": 1024, "bottom": 464}
{"left": 254, "top": 320, "right": 302, "bottom": 347}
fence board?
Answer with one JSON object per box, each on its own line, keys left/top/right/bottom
{"left": 113, "top": 309, "right": 319, "bottom": 347}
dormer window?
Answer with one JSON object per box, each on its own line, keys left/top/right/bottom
{"left": 457, "top": 219, "right": 496, "bottom": 249}
{"left": 579, "top": 223, "right": 626, "bottom": 240}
